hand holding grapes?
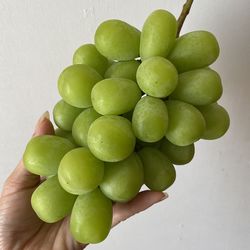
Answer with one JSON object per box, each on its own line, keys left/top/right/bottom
{"left": 0, "top": 113, "right": 167, "bottom": 250}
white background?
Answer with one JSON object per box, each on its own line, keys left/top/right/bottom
{"left": 0, "top": 0, "right": 250, "bottom": 249}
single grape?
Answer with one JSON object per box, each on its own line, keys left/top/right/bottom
{"left": 58, "top": 147, "right": 104, "bottom": 195}
{"left": 132, "top": 96, "right": 168, "bottom": 142}
{"left": 58, "top": 64, "right": 102, "bottom": 108}
{"left": 168, "top": 31, "right": 220, "bottom": 73}
{"left": 91, "top": 78, "right": 141, "bottom": 115}
{"left": 138, "top": 147, "right": 176, "bottom": 191}
{"left": 160, "top": 138, "right": 195, "bottom": 165}
{"left": 55, "top": 128, "right": 77, "bottom": 146}
{"left": 100, "top": 153, "right": 144, "bottom": 202}
{"left": 140, "top": 9, "right": 177, "bottom": 60}
{"left": 53, "top": 99, "right": 83, "bottom": 131}
{"left": 104, "top": 60, "right": 140, "bottom": 81}
{"left": 73, "top": 44, "right": 109, "bottom": 76}
{"left": 95, "top": 19, "right": 140, "bottom": 61}
{"left": 136, "top": 56, "right": 178, "bottom": 98}
{"left": 31, "top": 176, "right": 76, "bottom": 223}
{"left": 70, "top": 188, "right": 112, "bottom": 244}
{"left": 170, "top": 68, "right": 223, "bottom": 105}
{"left": 87, "top": 115, "right": 136, "bottom": 162}
{"left": 23, "top": 135, "right": 74, "bottom": 176}
{"left": 197, "top": 103, "right": 230, "bottom": 139}
{"left": 165, "top": 100, "right": 206, "bottom": 146}
{"left": 72, "top": 108, "right": 101, "bottom": 147}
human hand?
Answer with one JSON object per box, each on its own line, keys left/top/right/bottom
{"left": 0, "top": 112, "right": 167, "bottom": 250}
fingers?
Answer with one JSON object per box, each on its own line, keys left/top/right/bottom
{"left": 54, "top": 191, "right": 167, "bottom": 249}
{"left": 2, "top": 112, "right": 54, "bottom": 195}
{"left": 112, "top": 190, "right": 168, "bottom": 227}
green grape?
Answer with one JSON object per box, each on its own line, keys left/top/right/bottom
{"left": 31, "top": 176, "right": 76, "bottom": 223}
{"left": 100, "top": 153, "right": 144, "bottom": 202}
{"left": 53, "top": 99, "right": 83, "bottom": 131}
{"left": 136, "top": 57, "right": 178, "bottom": 98}
{"left": 170, "top": 68, "right": 223, "bottom": 105}
{"left": 95, "top": 19, "right": 140, "bottom": 61}
{"left": 72, "top": 108, "right": 101, "bottom": 147}
{"left": 104, "top": 60, "right": 140, "bottom": 81}
{"left": 58, "top": 64, "right": 103, "bottom": 108}
{"left": 132, "top": 96, "right": 168, "bottom": 142}
{"left": 197, "top": 103, "right": 230, "bottom": 139}
{"left": 138, "top": 147, "right": 176, "bottom": 191}
{"left": 23, "top": 135, "right": 74, "bottom": 176}
{"left": 165, "top": 100, "right": 206, "bottom": 146}
{"left": 160, "top": 138, "right": 195, "bottom": 165}
{"left": 168, "top": 31, "right": 220, "bottom": 73}
{"left": 70, "top": 188, "right": 112, "bottom": 244}
{"left": 55, "top": 128, "right": 77, "bottom": 146}
{"left": 87, "top": 115, "right": 136, "bottom": 162}
{"left": 58, "top": 147, "right": 104, "bottom": 195}
{"left": 140, "top": 9, "right": 177, "bottom": 60}
{"left": 73, "top": 44, "right": 109, "bottom": 76}
{"left": 91, "top": 78, "right": 141, "bottom": 115}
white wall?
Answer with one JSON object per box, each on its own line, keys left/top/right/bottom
{"left": 0, "top": 0, "right": 249, "bottom": 249}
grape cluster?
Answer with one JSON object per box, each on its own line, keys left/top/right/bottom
{"left": 23, "top": 9, "right": 230, "bottom": 244}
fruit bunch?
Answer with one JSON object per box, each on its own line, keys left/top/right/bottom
{"left": 23, "top": 9, "right": 230, "bottom": 244}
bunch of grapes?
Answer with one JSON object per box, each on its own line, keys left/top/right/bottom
{"left": 23, "top": 9, "right": 230, "bottom": 244}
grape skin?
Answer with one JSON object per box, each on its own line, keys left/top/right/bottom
{"left": 140, "top": 9, "right": 177, "bottom": 60}
{"left": 95, "top": 19, "right": 140, "bottom": 61}
{"left": 72, "top": 108, "right": 101, "bottom": 147}
{"left": 31, "top": 176, "right": 76, "bottom": 223}
{"left": 91, "top": 78, "right": 141, "bottom": 115}
{"left": 58, "top": 147, "right": 104, "bottom": 195}
{"left": 53, "top": 99, "right": 83, "bottom": 131}
{"left": 104, "top": 60, "right": 140, "bottom": 81}
{"left": 197, "top": 103, "right": 230, "bottom": 140}
{"left": 73, "top": 43, "right": 109, "bottom": 76}
{"left": 160, "top": 138, "right": 195, "bottom": 165}
{"left": 132, "top": 96, "right": 168, "bottom": 142}
{"left": 170, "top": 68, "right": 223, "bottom": 106}
{"left": 168, "top": 31, "right": 220, "bottom": 73}
{"left": 136, "top": 56, "right": 178, "bottom": 98}
{"left": 100, "top": 153, "right": 144, "bottom": 202}
{"left": 165, "top": 100, "right": 206, "bottom": 146}
{"left": 58, "top": 64, "right": 102, "bottom": 108}
{"left": 70, "top": 188, "right": 112, "bottom": 244}
{"left": 138, "top": 147, "right": 176, "bottom": 191}
{"left": 23, "top": 135, "right": 74, "bottom": 176}
{"left": 87, "top": 115, "right": 136, "bottom": 162}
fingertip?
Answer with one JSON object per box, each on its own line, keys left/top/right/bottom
{"left": 112, "top": 190, "right": 169, "bottom": 227}
{"left": 160, "top": 192, "right": 169, "bottom": 201}
{"left": 33, "top": 111, "right": 54, "bottom": 136}
{"left": 138, "top": 190, "right": 168, "bottom": 203}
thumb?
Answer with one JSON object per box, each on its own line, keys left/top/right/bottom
{"left": 2, "top": 112, "right": 54, "bottom": 196}
{"left": 32, "top": 111, "right": 54, "bottom": 137}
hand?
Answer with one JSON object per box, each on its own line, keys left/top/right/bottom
{"left": 0, "top": 112, "right": 168, "bottom": 250}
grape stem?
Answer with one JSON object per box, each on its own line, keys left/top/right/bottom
{"left": 177, "top": 0, "right": 194, "bottom": 37}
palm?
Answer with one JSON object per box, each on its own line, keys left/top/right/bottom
{"left": 0, "top": 181, "right": 86, "bottom": 250}
{"left": 0, "top": 114, "right": 166, "bottom": 250}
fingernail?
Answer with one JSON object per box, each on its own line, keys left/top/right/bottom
{"left": 38, "top": 111, "right": 50, "bottom": 123}
{"left": 35, "top": 111, "right": 50, "bottom": 130}
{"left": 160, "top": 192, "right": 169, "bottom": 201}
